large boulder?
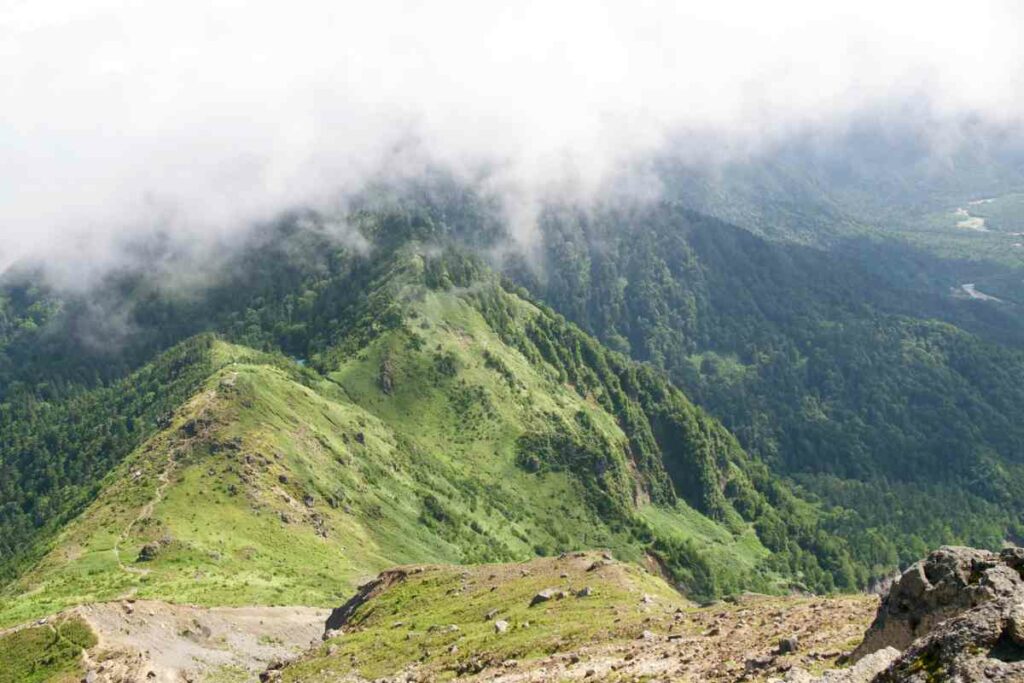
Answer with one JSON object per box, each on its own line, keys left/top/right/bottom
{"left": 874, "top": 598, "right": 1024, "bottom": 682}
{"left": 852, "top": 546, "right": 1024, "bottom": 659}
{"left": 852, "top": 545, "right": 1024, "bottom": 682}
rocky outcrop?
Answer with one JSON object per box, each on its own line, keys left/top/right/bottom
{"left": 852, "top": 545, "right": 1024, "bottom": 681}
{"left": 783, "top": 546, "right": 1024, "bottom": 683}
{"left": 875, "top": 597, "right": 1024, "bottom": 682}
{"left": 853, "top": 546, "right": 1023, "bottom": 659}
{"left": 324, "top": 568, "right": 410, "bottom": 632}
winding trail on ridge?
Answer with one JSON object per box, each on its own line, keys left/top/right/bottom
{"left": 110, "top": 384, "right": 225, "bottom": 581}
{"left": 111, "top": 447, "right": 176, "bottom": 579}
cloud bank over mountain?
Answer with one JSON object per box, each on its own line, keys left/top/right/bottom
{"left": 3, "top": 0, "right": 1024, "bottom": 281}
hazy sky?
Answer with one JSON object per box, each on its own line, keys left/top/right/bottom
{"left": 3, "top": 0, "right": 1024, "bottom": 280}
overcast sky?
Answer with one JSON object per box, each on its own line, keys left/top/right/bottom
{"left": 3, "top": 0, "right": 1024, "bottom": 280}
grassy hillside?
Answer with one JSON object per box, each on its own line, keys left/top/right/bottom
{"left": 0, "top": 616, "right": 95, "bottom": 683}
{"left": 0, "top": 335, "right": 219, "bottom": 582}
{"left": 4, "top": 248, "right": 844, "bottom": 626}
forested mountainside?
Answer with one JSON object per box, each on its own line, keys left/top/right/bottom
{"left": 0, "top": 336, "right": 216, "bottom": 580}
{"left": 3, "top": 184, "right": 1024, "bottom": 609}
{"left": 525, "top": 200, "right": 1024, "bottom": 570}
{"left": 653, "top": 125, "right": 1024, "bottom": 314}
{"left": 0, "top": 235, "right": 873, "bottom": 631}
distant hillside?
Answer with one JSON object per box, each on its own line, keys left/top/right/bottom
{"left": 525, "top": 200, "right": 1024, "bottom": 571}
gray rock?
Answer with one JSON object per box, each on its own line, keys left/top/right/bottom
{"left": 832, "top": 647, "right": 899, "bottom": 682}
{"left": 778, "top": 635, "right": 799, "bottom": 653}
{"left": 137, "top": 542, "right": 161, "bottom": 562}
{"left": 1007, "top": 601, "right": 1024, "bottom": 646}
{"left": 853, "top": 545, "right": 1021, "bottom": 659}
{"left": 851, "top": 545, "right": 1024, "bottom": 682}
{"left": 746, "top": 654, "right": 775, "bottom": 672}
{"left": 875, "top": 599, "right": 1024, "bottom": 682}
{"left": 530, "top": 589, "right": 555, "bottom": 607}
{"left": 494, "top": 619, "right": 509, "bottom": 633}
{"left": 775, "top": 647, "right": 899, "bottom": 683}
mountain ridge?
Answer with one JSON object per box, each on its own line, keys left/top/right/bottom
{"left": 3, "top": 245, "right": 856, "bottom": 633}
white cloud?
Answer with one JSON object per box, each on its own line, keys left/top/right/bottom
{"left": 2, "top": 0, "right": 1023, "bottom": 279}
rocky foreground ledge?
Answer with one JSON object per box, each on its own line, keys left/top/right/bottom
{"left": 265, "top": 546, "right": 1024, "bottom": 682}
{"left": 782, "top": 545, "right": 1024, "bottom": 683}
{"left": 5, "top": 546, "right": 1020, "bottom": 681}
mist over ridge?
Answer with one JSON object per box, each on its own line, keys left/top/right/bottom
{"left": 4, "top": 0, "right": 1024, "bottom": 285}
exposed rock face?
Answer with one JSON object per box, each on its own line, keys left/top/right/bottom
{"left": 324, "top": 568, "right": 409, "bottom": 632}
{"left": 853, "top": 545, "right": 1024, "bottom": 682}
{"left": 853, "top": 546, "right": 1023, "bottom": 659}
{"left": 875, "top": 599, "right": 1024, "bottom": 682}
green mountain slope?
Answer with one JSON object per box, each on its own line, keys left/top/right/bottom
{"left": 525, "top": 201, "right": 1024, "bottom": 571}
{"left": 1, "top": 246, "right": 858, "bottom": 627}
{"left": 6, "top": 185, "right": 1024, "bottom": 612}
{"left": 0, "top": 335, "right": 218, "bottom": 581}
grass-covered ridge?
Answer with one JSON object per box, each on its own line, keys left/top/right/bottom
{"left": 2, "top": 245, "right": 863, "bottom": 626}
{"left": 277, "top": 551, "right": 878, "bottom": 683}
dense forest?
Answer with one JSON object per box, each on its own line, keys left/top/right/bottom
{"left": 523, "top": 201, "right": 1024, "bottom": 570}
